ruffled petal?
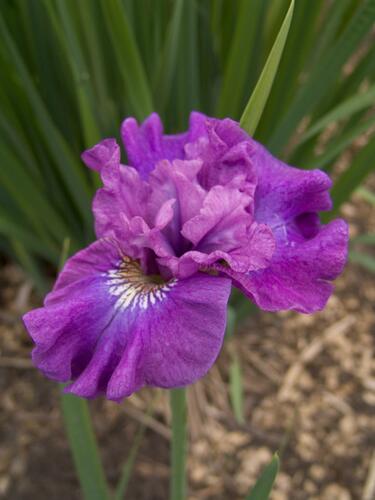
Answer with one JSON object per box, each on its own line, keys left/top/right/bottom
{"left": 93, "top": 164, "right": 150, "bottom": 241}
{"left": 81, "top": 138, "right": 120, "bottom": 175}
{"left": 81, "top": 138, "right": 152, "bottom": 242}
{"left": 121, "top": 112, "right": 208, "bottom": 179}
{"left": 146, "top": 159, "right": 206, "bottom": 254}
{"left": 252, "top": 141, "right": 333, "bottom": 230}
{"left": 181, "top": 185, "right": 251, "bottom": 249}
{"left": 185, "top": 117, "right": 258, "bottom": 196}
{"left": 23, "top": 238, "right": 231, "bottom": 401}
{"left": 159, "top": 221, "right": 275, "bottom": 278}
{"left": 218, "top": 219, "right": 348, "bottom": 313}
{"left": 151, "top": 185, "right": 274, "bottom": 278}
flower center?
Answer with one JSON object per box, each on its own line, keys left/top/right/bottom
{"left": 106, "top": 256, "right": 175, "bottom": 311}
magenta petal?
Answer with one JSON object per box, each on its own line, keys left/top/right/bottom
{"left": 92, "top": 166, "right": 150, "bottom": 240}
{"left": 221, "top": 219, "right": 349, "bottom": 313}
{"left": 185, "top": 117, "right": 258, "bottom": 195}
{"left": 162, "top": 222, "right": 274, "bottom": 278}
{"left": 106, "top": 273, "right": 231, "bottom": 399}
{"left": 23, "top": 238, "right": 231, "bottom": 401}
{"left": 121, "top": 113, "right": 164, "bottom": 179}
{"left": 253, "top": 142, "right": 333, "bottom": 226}
{"left": 147, "top": 159, "right": 205, "bottom": 248}
{"left": 81, "top": 139, "right": 120, "bottom": 173}
{"left": 121, "top": 112, "right": 209, "bottom": 179}
{"left": 181, "top": 185, "right": 251, "bottom": 249}
{"left": 49, "top": 237, "right": 121, "bottom": 294}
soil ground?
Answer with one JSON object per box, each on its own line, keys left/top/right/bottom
{"left": 0, "top": 187, "right": 374, "bottom": 500}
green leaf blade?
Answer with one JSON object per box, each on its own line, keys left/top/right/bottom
{"left": 268, "top": 0, "right": 375, "bottom": 154}
{"left": 300, "top": 84, "right": 375, "bottom": 144}
{"left": 240, "top": 0, "right": 295, "bottom": 136}
{"left": 100, "top": 0, "right": 153, "bottom": 120}
{"left": 246, "top": 453, "right": 280, "bottom": 500}
{"left": 216, "top": 0, "right": 264, "bottom": 119}
{"left": 225, "top": 306, "right": 244, "bottom": 424}
{"left": 326, "top": 138, "right": 375, "bottom": 217}
{"left": 170, "top": 388, "right": 187, "bottom": 500}
{"left": 350, "top": 251, "right": 375, "bottom": 273}
{"left": 153, "top": 0, "right": 184, "bottom": 114}
{"left": 61, "top": 394, "right": 109, "bottom": 500}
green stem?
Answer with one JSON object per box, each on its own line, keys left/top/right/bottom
{"left": 61, "top": 393, "right": 109, "bottom": 500}
{"left": 170, "top": 388, "right": 188, "bottom": 500}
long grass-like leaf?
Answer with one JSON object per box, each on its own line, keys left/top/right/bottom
{"left": 114, "top": 399, "right": 156, "bottom": 500}
{"left": 0, "top": 15, "right": 92, "bottom": 225}
{"left": 350, "top": 251, "right": 375, "bottom": 273}
{"left": 326, "top": 137, "right": 375, "bottom": 217}
{"left": 114, "top": 423, "right": 146, "bottom": 500}
{"left": 351, "top": 233, "right": 375, "bottom": 245}
{"left": 61, "top": 394, "right": 109, "bottom": 500}
{"left": 170, "top": 388, "right": 187, "bottom": 500}
{"left": 307, "top": 0, "right": 353, "bottom": 72}
{"left": 300, "top": 84, "right": 375, "bottom": 144}
{"left": 0, "top": 217, "right": 59, "bottom": 263}
{"left": 240, "top": 0, "right": 295, "bottom": 136}
{"left": 226, "top": 306, "right": 244, "bottom": 423}
{"left": 45, "top": 0, "right": 101, "bottom": 147}
{"left": 246, "top": 453, "right": 280, "bottom": 500}
{"left": 216, "top": 0, "right": 264, "bottom": 119}
{"left": 172, "top": 0, "right": 200, "bottom": 130}
{"left": 268, "top": 0, "right": 375, "bottom": 154}
{"left": 12, "top": 240, "right": 49, "bottom": 294}
{"left": 304, "top": 115, "right": 375, "bottom": 170}
{"left": 211, "top": 0, "right": 237, "bottom": 68}
{"left": 100, "top": 0, "right": 153, "bottom": 120}
{"left": 357, "top": 187, "right": 375, "bottom": 206}
{"left": 257, "top": 0, "right": 324, "bottom": 142}
{"left": 76, "top": 0, "right": 115, "bottom": 132}
{"left": 0, "top": 142, "right": 71, "bottom": 243}
{"left": 153, "top": 0, "right": 184, "bottom": 114}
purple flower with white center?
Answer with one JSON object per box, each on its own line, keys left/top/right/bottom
{"left": 23, "top": 113, "right": 348, "bottom": 402}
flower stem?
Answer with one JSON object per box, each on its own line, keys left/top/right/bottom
{"left": 61, "top": 392, "right": 109, "bottom": 500}
{"left": 170, "top": 387, "right": 187, "bottom": 500}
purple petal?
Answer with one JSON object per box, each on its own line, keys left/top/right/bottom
{"left": 185, "top": 117, "right": 258, "bottom": 196}
{"left": 219, "top": 219, "right": 348, "bottom": 313}
{"left": 181, "top": 185, "right": 251, "bottom": 249}
{"left": 81, "top": 139, "right": 120, "bottom": 174}
{"left": 252, "top": 141, "right": 333, "bottom": 228}
{"left": 23, "top": 238, "right": 231, "bottom": 401}
{"left": 121, "top": 112, "right": 208, "bottom": 179}
{"left": 146, "top": 159, "right": 206, "bottom": 254}
{"left": 93, "top": 165, "right": 150, "bottom": 241}
{"left": 160, "top": 221, "right": 275, "bottom": 278}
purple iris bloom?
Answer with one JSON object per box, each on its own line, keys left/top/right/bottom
{"left": 23, "top": 113, "right": 348, "bottom": 401}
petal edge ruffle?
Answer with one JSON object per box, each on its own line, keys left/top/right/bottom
{"left": 23, "top": 239, "right": 232, "bottom": 401}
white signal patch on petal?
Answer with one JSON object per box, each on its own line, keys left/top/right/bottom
{"left": 106, "top": 256, "right": 176, "bottom": 311}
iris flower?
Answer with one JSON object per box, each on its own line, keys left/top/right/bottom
{"left": 23, "top": 113, "right": 348, "bottom": 401}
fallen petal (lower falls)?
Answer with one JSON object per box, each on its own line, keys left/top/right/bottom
{"left": 23, "top": 238, "right": 231, "bottom": 401}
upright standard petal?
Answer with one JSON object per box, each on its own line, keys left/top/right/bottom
{"left": 121, "top": 112, "right": 207, "bottom": 179}
{"left": 23, "top": 238, "right": 231, "bottom": 401}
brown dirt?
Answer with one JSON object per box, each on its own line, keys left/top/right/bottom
{"left": 0, "top": 188, "right": 374, "bottom": 500}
